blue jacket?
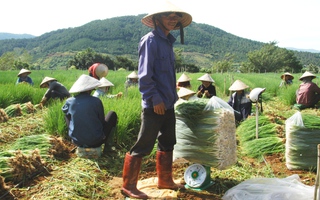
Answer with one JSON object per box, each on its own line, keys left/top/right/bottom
{"left": 138, "top": 26, "right": 178, "bottom": 109}
{"left": 62, "top": 93, "right": 106, "bottom": 147}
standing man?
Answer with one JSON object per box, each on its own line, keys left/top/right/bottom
{"left": 121, "top": 1, "right": 192, "bottom": 199}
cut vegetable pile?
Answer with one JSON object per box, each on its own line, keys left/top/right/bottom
{"left": 285, "top": 111, "right": 320, "bottom": 170}
{"left": 173, "top": 97, "right": 237, "bottom": 170}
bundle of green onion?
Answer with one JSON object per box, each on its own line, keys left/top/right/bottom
{"left": 286, "top": 112, "right": 320, "bottom": 170}
{"left": 174, "top": 98, "right": 237, "bottom": 170}
{"left": 237, "top": 115, "right": 284, "bottom": 159}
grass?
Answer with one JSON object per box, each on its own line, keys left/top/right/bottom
{"left": 1, "top": 70, "right": 320, "bottom": 199}
{"left": 23, "top": 158, "right": 112, "bottom": 199}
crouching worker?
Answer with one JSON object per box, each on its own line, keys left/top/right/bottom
{"left": 62, "top": 74, "right": 118, "bottom": 156}
{"left": 228, "top": 80, "right": 252, "bottom": 124}
{"left": 296, "top": 71, "right": 320, "bottom": 109}
{"left": 40, "top": 77, "right": 70, "bottom": 106}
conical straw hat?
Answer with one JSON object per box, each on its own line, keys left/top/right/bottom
{"left": 197, "top": 73, "right": 215, "bottom": 83}
{"left": 141, "top": 0, "right": 192, "bottom": 30}
{"left": 177, "top": 73, "right": 191, "bottom": 82}
{"left": 178, "top": 87, "right": 196, "bottom": 98}
{"left": 127, "top": 71, "right": 138, "bottom": 79}
{"left": 95, "top": 63, "right": 109, "bottom": 79}
{"left": 17, "top": 69, "right": 31, "bottom": 77}
{"left": 69, "top": 74, "right": 101, "bottom": 93}
{"left": 280, "top": 72, "right": 294, "bottom": 79}
{"left": 98, "top": 77, "right": 114, "bottom": 88}
{"left": 229, "top": 80, "right": 249, "bottom": 91}
{"left": 299, "top": 71, "right": 316, "bottom": 80}
{"left": 40, "top": 77, "right": 57, "bottom": 88}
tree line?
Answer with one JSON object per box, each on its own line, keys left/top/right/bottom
{"left": 0, "top": 15, "right": 319, "bottom": 72}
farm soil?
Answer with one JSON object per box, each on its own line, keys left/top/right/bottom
{"left": 0, "top": 110, "right": 316, "bottom": 200}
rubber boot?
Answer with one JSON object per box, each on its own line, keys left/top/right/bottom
{"left": 103, "top": 127, "right": 116, "bottom": 154}
{"left": 121, "top": 153, "right": 148, "bottom": 199}
{"left": 156, "top": 151, "right": 185, "bottom": 190}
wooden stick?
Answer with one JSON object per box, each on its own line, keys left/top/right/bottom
{"left": 256, "top": 103, "right": 259, "bottom": 139}
{"left": 314, "top": 144, "right": 320, "bottom": 200}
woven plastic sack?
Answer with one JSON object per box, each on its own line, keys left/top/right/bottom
{"left": 285, "top": 111, "right": 320, "bottom": 170}
{"left": 222, "top": 174, "right": 314, "bottom": 200}
{"left": 174, "top": 97, "right": 237, "bottom": 170}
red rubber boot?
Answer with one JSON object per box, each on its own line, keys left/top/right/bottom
{"left": 121, "top": 153, "right": 148, "bottom": 199}
{"left": 156, "top": 151, "right": 185, "bottom": 190}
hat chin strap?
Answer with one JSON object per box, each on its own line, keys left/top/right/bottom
{"left": 178, "top": 22, "right": 184, "bottom": 44}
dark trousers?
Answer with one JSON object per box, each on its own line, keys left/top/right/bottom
{"left": 65, "top": 111, "right": 117, "bottom": 148}
{"left": 130, "top": 108, "right": 176, "bottom": 157}
{"left": 103, "top": 111, "right": 118, "bottom": 140}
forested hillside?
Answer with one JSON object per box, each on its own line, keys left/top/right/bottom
{"left": 0, "top": 14, "right": 319, "bottom": 69}
{"left": 0, "top": 33, "right": 35, "bottom": 40}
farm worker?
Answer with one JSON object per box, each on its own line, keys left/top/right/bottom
{"left": 16, "top": 69, "right": 34, "bottom": 86}
{"left": 196, "top": 73, "right": 216, "bottom": 98}
{"left": 39, "top": 77, "right": 70, "bottom": 106}
{"left": 175, "top": 87, "right": 198, "bottom": 106}
{"left": 176, "top": 73, "right": 192, "bottom": 89}
{"left": 121, "top": 1, "right": 192, "bottom": 199}
{"left": 88, "top": 63, "right": 109, "bottom": 80}
{"left": 178, "top": 87, "right": 197, "bottom": 101}
{"left": 93, "top": 77, "right": 123, "bottom": 99}
{"left": 227, "top": 80, "right": 252, "bottom": 123}
{"left": 296, "top": 71, "right": 320, "bottom": 109}
{"left": 62, "top": 74, "right": 118, "bottom": 154}
{"left": 125, "top": 71, "right": 139, "bottom": 87}
{"left": 279, "top": 72, "right": 294, "bottom": 87}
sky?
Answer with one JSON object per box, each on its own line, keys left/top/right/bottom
{"left": 1, "top": 0, "right": 320, "bottom": 51}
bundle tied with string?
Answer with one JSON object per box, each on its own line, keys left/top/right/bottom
{"left": 173, "top": 97, "right": 237, "bottom": 170}
{"left": 285, "top": 111, "right": 320, "bottom": 170}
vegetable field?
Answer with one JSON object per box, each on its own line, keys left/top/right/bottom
{"left": 1, "top": 70, "right": 320, "bottom": 199}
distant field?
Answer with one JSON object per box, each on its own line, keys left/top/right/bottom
{"left": 0, "top": 70, "right": 312, "bottom": 107}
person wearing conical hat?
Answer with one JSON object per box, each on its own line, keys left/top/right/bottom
{"left": 177, "top": 87, "right": 196, "bottom": 100}
{"left": 122, "top": 1, "right": 192, "bottom": 199}
{"left": 279, "top": 72, "right": 294, "bottom": 87}
{"left": 88, "top": 63, "right": 109, "bottom": 80}
{"left": 125, "top": 71, "right": 139, "bottom": 87}
{"left": 93, "top": 77, "right": 123, "bottom": 99}
{"left": 227, "top": 80, "right": 252, "bottom": 123}
{"left": 176, "top": 73, "right": 192, "bottom": 89}
{"left": 296, "top": 71, "right": 320, "bottom": 108}
{"left": 62, "top": 74, "right": 118, "bottom": 155}
{"left": 196, "top": 73, "right": 216, "bottom": 98}
{"left": 39, "top": 77, "right": 70, "bottom": 106}
{"left": 175, "top": 87, "right": 198, "bottom": 106}
{"left": 16, "top": 69, "right": 34, "bottom": 86}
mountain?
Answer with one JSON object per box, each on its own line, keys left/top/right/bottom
{"left": 0, "top": 33, "right": 35, "bottom": 40}
{"left": 286, "top": 47, "right": 320, "bottom": 53}
{"left": 0, "top": 14, "right": 319, "bottom": 69}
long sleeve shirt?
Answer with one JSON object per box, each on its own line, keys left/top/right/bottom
{"left": 228, "top": 91, "right": 252, "bottom": 121}
{"left": 197, "top": 84, "right": 216, "bottom": 98}
{"left": 138, "top": 26, "right": 178, "bottom": 109}
{"left": 296, "top": 81, "right": 320, "bottom": 107}
{"left": 16, "top": 76, "right": 33, "bottom": 85}
{"left": 44, "top": 81, "right": 70, "bottom": 100}
{"left": 62, "top": 93, "right": 106, "bottom": 147}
